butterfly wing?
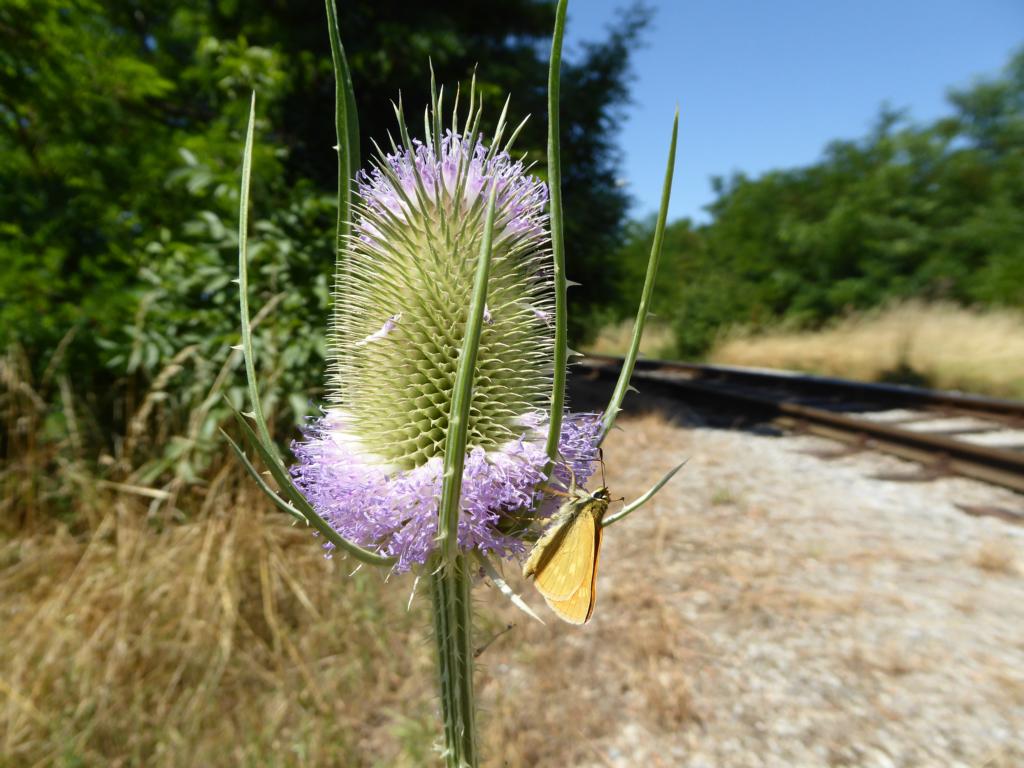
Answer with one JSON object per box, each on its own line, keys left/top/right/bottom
{"left": 532, "top": 505, "right": 602, "bottom": 624}
{"left": 523, "top": 489, "right": 612, "bottom": 625}
{"left": 524, "top": 505, "right": 591, "bottom": 599}
{"left": 522, "top": 499, "right": 579, "bottom": 586}
{"left": 540, "top": 514, "right": 602, "bottom": 622}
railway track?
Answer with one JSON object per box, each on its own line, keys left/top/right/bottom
{"left": 579, "top": 354, "right": 1024, "bottom": 496}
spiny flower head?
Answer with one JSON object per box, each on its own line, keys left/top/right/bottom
{"left": 291, "top": 94, "right": 599, "bottom": 570}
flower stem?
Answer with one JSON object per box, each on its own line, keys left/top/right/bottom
{"left": 599, "top": 108, "right": 679, "bottom": 445}
{"left": 543, "top": 0, "right": 569, "bottom": 470}
{"left": 430, "top": 553, "right": 478, "bottom": 767}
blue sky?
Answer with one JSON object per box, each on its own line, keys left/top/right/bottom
{"left": 564, "top": 0, "right": 1024, "bottom": 223}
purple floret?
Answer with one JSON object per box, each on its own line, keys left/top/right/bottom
{"left": 356, "top": 131, "right": 549, "bottom": 241}
{"left": 290, "top": 411, "right": 601, "bottom": 572}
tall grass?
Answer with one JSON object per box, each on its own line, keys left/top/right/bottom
{"left": 0, "top": 487, "right": 439, "bottom": 766}
{"left": 583, "top": 319, "right": 676, "bottom": 359}
{"left": 2, "top": 341, "right": 697, "bottom": 767}
{"left": 1, "top": 345, "right": 441, "bottom": 766}
{"left": 710, "top": 301, "right": 1024, "bottom": 399}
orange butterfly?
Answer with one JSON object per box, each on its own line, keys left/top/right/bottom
{"left": 522, "top": 481, "right": 611, "bottom": 624}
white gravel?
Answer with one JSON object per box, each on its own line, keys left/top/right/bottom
{"left": 592, "top": 416, "right": 1024, "bottom": 768}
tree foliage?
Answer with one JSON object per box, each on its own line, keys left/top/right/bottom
{"left": 617, "top": 48, "right": 1024, "bottom": 357}
{"left": 0, "top": 0, "right": 644, "bottom": 474}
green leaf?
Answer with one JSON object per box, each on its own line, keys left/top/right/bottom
{"left": 231, "top": 98, "right": 392, "bottom": 569}
{"left": 601, "top": 459, "right": 687, "bottom": 528}
{"left": 543, "top": 0, "right": 570, "bottom": 471}
{"left": 229, "top": 406, "right": 396, "bottom": 567}
{"left": 436, "top": 162, "right": 502, "bottom": 563}
{"left": 325, "top": 0, "right": 360, "bottom": 243}
{"left": 236, "top": 93, "right": 277, "bottom": 459}
{"left": 221, "top": 428, "right": 307, "bottom": 523}
{"left": 600, "top": 109, "right": 678, "bottom": 444}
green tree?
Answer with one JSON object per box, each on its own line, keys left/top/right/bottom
{"left": 614, "top": 47, "right": 1024, "bottom": 357}
{"left": 0, "top": 0, "right": 646, "bottom": 474}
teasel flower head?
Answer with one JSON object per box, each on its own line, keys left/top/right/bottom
{"left": 290, "top": 94, "right": 601, "bottom": 571}
{"left": 230, "top": 7, "right": 681, "bottom": 764}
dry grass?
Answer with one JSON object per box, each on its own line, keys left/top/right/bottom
{"left": 584, "top": 319, "right": 676, "bottom": 359}
{"left": 844, "top": 636, "right": 930, "bottom": 678}
{"left": 0, "top": 482, "right": 439, "bottom": 767}
{"left": 711, "top": 301, "right": 1024, "bottom": 399}
{"left": 0, "top": 407, "right": 708, "bottom": 767}
{"left": 0, "top": 345, "right": 697, "bottom": 768}
{"left": 0, "top": 480, "right": 705, "bottom": 768}
{"left": 6, "top": 359, "right": 1024, "bottom": 766}
{"left": 478, "top": 582, "right": 705, "bottom": 767}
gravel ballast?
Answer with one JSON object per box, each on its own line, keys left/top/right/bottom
{"left": 481, "top": 411, "right": 1024, "bottom": 767}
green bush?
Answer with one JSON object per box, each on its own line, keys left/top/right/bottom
{"left": 1, "top": 0, "right": 646, "bottom": 493}
{"left": 615, "top": 48, "right": 1024, "bottom": 358}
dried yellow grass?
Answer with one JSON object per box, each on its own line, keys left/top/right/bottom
{"left": 0, "top": 410, "right": 704, "bottom": 768}
{"left": 0, "top": 482, "right": 438, "bottom": 767}
{"left": 584, "top": 318, "right": 676, "bottom": 359}
{"left": 711, "top": 301, "right": 1024, "bottom": 399}
{"left": 5, "top": 403, "right": 1024, "bottom": 765}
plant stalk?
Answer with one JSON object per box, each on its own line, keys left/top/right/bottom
{"left": 430, "top": 553, "right": 478, "bottom": 767}
{"left": 543, "top": 0, "right": 569, "bottom": 470}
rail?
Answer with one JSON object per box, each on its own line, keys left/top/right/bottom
{"left": 579, "top": 354, "right": 1024, "bottom": 495}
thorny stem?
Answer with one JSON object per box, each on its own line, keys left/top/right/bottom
{"left": 543, "top": 0, "right": 569, "bottom": 472}
{"left": 430, "top": 553, "right": 478, "bottom": 767}
{"left": 429, "top": 117, "right": 500, "bottom": 768}
{"left": 600, "top": 108, "right": 678, "bottom": 444}
{"left": 325, "top": 0, "right": 359, "bottom": 242}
